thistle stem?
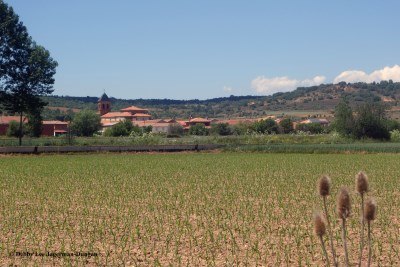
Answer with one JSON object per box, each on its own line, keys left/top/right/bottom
{"left": 323, "top": 196, "right": 338, "bottom": 267}
{"left": 341, "top": 218, "right": 349, "bottom": 267}
{"left": 358, "top": 193, "right": 365, "bottom": 267}
{"left": 319, "top": 235, "right": 330, "bottom": 267}
{"left": 367, "top": 221, "right": 372, "bottom": 267}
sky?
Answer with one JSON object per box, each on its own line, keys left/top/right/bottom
{"left": 5, "top": 0, "right": 400, "bottom": 100}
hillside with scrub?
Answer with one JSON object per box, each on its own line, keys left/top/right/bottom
{"left": 38, "top": 81, "right": 400, "bottom": 120}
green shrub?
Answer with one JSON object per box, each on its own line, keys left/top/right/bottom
{"left": 296, "top": 123, "right": 324, "bottom": 134}
{"left": 390, "top": 130, "right": 400, "bottom": 142}
{"left": 210, "top": 123, "right": 233, "bottom": 136}
{"left": 189, "top": 124, "right": 209, "bottom": 136}
{"left": 6, "top": 120, "right": 23, "bottom": 137}
{"left": 251, "top": 119, "right": 278, "bottom": 134}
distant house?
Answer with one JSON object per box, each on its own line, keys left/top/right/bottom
{"left": 0, "top": 116, "right": 26, "bottom": 135}
{"left": 133, "top": 120, "right": 173, "bottom": 133}
{"left": 42, "top": 121, "right": 69, "bottom": 136}
{"left": 177, "top": 117, "right": 212, "bottom": 131}
{"left": 0, "top": 116, "right": 68, "bottom": 136}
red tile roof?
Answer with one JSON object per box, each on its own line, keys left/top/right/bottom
{"left": 132, "top": 113, "right": 152, "bottom": 117}
{"left": 0, "top": 116, "right": 28, "bottom": 124}
{"left": 101, "top": 112, "right": 133, "bottom": 118}
{"left": 120, "top": 106, "right": 148, "bottom": 112}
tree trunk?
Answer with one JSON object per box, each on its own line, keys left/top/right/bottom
{"left": 19, "top": 112, "right": 23, "bottom": 146}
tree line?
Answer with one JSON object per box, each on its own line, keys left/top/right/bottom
{"left": 0, "top": 1, "right": 57, "bottom": 144}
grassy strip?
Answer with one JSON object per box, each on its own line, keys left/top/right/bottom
{"left": 226, "top": 143, "right": 400, "bottom": 153}
{"left": 0, "top": 133, "right": 376, "bottom": 147}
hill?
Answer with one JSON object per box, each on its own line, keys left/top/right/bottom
{"left": 41, "top": 81, "right": 400, "bottom": 120}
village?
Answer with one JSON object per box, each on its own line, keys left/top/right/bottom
{"left": 0, "top": 92, "right": 330, "bottom": 137}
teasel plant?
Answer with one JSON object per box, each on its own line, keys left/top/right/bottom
{"left": 337, "top": 187, "right": 351, "bottom": 267}
{"left": 318, "top": 175, "right": 338, "bottom": 267}
{"left": 355, "top": 171, "right": 369, "bottom": 267}
{"left": 364, "top": 198, "right": 376, "bottom": 267}
{"left": 313, "top": 212, "right": 330, "bottom": 266}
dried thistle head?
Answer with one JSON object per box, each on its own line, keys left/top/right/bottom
{"left": 337, "top": 187, "right": 351, "bottom": 219}
{"left": 356, "top": 171, "right": 369, "bottom": 195}
{"left": 313, "top": 212, "right": 326, "bottom": 237}
{"left": 318, "top": 175, "right": 331, "bottom": 197}
{"left": 364, "top": 198, "right": 377, "bottom": 221}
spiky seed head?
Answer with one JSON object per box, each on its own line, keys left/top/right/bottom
{"left": 337, "top": 187, "right": 351, "bottom": 219}
{"left": 318, "top": 175, "right": 331, "bottom": 197}
{"left": 364, "top": 198, "right": 377, "bottom": 221}
{"left": 356, "top": 171, "right": 369, "bottom": 195}
{"left": 313, "top": 212, "right": 326, "bottom": 237}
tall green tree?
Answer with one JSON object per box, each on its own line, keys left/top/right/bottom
{"left": 104, "top": 119, "right": 135, "bottom": 137}
{"left": 26, "top": 105, "right": 43, "bottom": 137}
{"left": 279, "top": 118, "right": 294, "bottom": 134}
{"left": 189, "top": 124, "right": 209, "bottom": 136}
{"left": 251, "top": 119, "right": 279, "bottom": 134}
{"left": 1, "top": 1, "right": 57, "bottom": 145}
{"left": 332, "top": 99, "right": 354, "bottom": 136}
{"left": 71, "top": 110, "right": 101, "bottom": 137}
{"left": 353, "top": 102, "right": 389, "bottom": 140}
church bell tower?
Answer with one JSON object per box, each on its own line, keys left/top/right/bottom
{"left": 98, "top": 93, "right": 111, "bottom": 115}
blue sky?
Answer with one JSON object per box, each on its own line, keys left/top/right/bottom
{"left": 6, "top": 0, "right": 400, "bottom": 99}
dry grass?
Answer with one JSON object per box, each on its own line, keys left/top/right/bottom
{"left": 0, "top": 153, "right": 399, "bottom": 265}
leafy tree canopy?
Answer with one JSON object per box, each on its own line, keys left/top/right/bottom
{"left": 1, "top": 1, "right": 57, "bottom": 143}
{"left": 71, "top": 110, "right": 101, "bottom": 137}
{"left": 279, "top": 118, "right": 294, "bottom": 134}
{"left": 210, "top": 123, "right": 233, "bottom": 136}
{"left": 189, "top": 124, "right": 209, "bottom": 136}
{"left": 251, "top": 119, "right": 278, "bottom": 134}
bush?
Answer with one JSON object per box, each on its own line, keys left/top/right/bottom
{"left": 104, "top": 120, "right": 134, "bottom": 137}
{"left": 333, "top": 101, "right": 391, "bottom": 140}
{"left": 130, "top": 124, "right": 144, "bottom": 136}
{"left": 296, "top": 123, "right": 324, "bottom": 134}
{"left": 279, "top": 118, "right": 294, "bottom": 134}
{"left": 251, "top": 119, "right": 278, "bottom": 134}
{"left": 189, "top": 124, "right": 209, "bottom": 136}
{"left": 231, "top": 122, "right": 252, "bottom": 135}
{"left": 210, "top": 123, "right": 233, "bottom": 136}
{"left": 168, "top": 123, "right": 184, "bottom": 137}
{"left": 6, "top": 120, "right": 22, "bottom": 137}
{"left": 142, "top": 125, "right": 153, "bottom": 134}
{"left": 385, "top": 119, "right": 400, "bottom": 132}
{"left": 71, "top": 110, "right": 101, "bottom": 137}
{"left": 332, "top": 99, "right": 354, "bottom": 136}
{"left": 353, "top": 103, "right": 389, "bottom": 140}
{"left": 390, "top": 129, "right": 400, "bottom": 142}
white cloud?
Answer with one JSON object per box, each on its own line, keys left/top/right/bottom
{"left": 334, "top": 65, "right": 400, "bottom": 84}
{"left": 223, "top": 86, "right": 233, "bottom": 92}
{"left": 251, "top": 75, "right": 326, "bottom": 95}
{"left": 251, "top": 65, "right": 400, "bottom": 95}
